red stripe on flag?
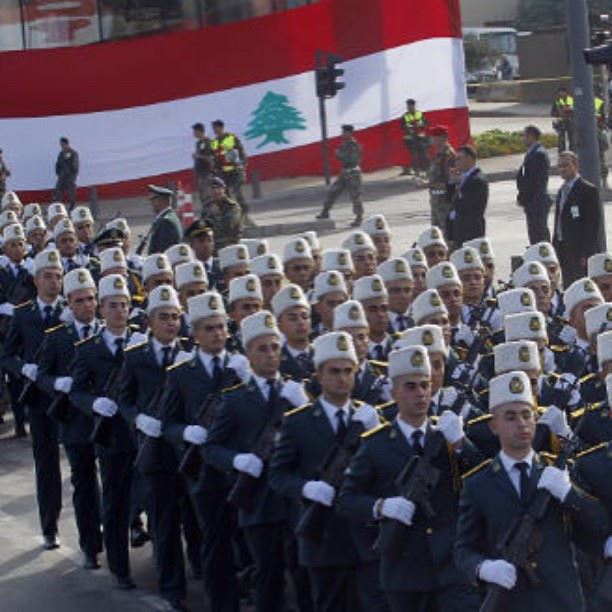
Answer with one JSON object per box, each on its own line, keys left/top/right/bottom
{"left": 16, "top": 107, "right": 469, "bottom": 201}
{"left": 1, "top": 0, "right": 462, "bottom": 117}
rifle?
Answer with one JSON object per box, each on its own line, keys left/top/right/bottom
{"left": 178, "top": 391, "right": 221, "bottom": 480}
{"left": 46, "top": 387, "right": 70, "bottom": 423}
{"left": 132, "top": 385, "right": 166, "bottom": 476}
{"left": 15, "top": 338, "right": 47, "bottom": 410}
{"left": 374, "top": 432, "right": 445, "bottom": 558}
{"left": 479, "top": 439, "right": 578, "bottom": 612}
{"left": 296, "top": 421, "right": 364, "bottom": 540}
{"left": 89, "top": 362, "right": 123, "bottom": 446}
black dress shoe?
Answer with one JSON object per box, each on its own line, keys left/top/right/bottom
{"left": 113, "top": 575, "right": 136, "bottom": 590}
{"left": 130, "top": 525, "right": 150, "bottom": 548}
{"left": 83, "top": 553, "right": 100, "bottom": 570}
{"left": 15, "top": 424, "right": 27, "bottom": 438}
{"left": 315, "top": 211, "right": 330, "bottom": 220}
{"left": 42, "top": 534, "right": 60, "bottom": 550}
{"left": 349, "top": 216, "right": 363, "bottom": 227}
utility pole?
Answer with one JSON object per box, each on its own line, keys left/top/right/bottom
{"left": 565, "top": 0, "right": 602, "bottom": 189}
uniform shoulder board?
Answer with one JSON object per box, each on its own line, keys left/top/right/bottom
{"left": 467, "top": 413, "right": 492, "bottom": 426}
{"left": 478, "top": 388, "right": 489, "bottom": 397}
{"left": 15, "top": 299, "right": 33, "bottom": 310}
{"left": 45, "top": 323, "right": 66, "bottom": 334}
{"left": 570, "top": 407, "right": 585, "bottom": 420}
{"left": 129, "top": 323, "right": 142, "bottom": 330}
{"left": 461, "top": 459, "right": 493, "bottom": 480}
{"left": 222, "top": 381, "right": 245, "bottom": 394}
{"left": 539, "top": 451, "right": 557, "bottom": 464}
{"left": 284, "top": 403, "right": 311, "bottom": 418}
{"left": 74, "top": 334, "right": 95, "bottom": 347}
{"left": 124, "top": 340, "right": 147, "bottom": 353}
{"left": 360, "top": 422, "right": 390, "bottom": 439}
{"left": 376, "top": 400, "right": 395, "bottom": 411}
{"left": 579, "top": 372, "right": 596, "bottom": 384}
{"left": 535, "top": 405, "right": 547, "bottom": 416}
{"left": 353, "top": 399, "right": 364, "bottom": 407}
{"left": 575, "top": 442, "right": 608, "bottom": 459}
{"left": 550, "top": 344, "right": 568, "bottom": 353}
{"left": 167, "top": 358, "right": 191, "bottom": 372}
{"left": 368, "top": 359, "right": 388, "bottom": 370}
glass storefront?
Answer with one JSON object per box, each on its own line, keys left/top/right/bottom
{"left": 0, "top": 0, "right": 319, "bottom": 51}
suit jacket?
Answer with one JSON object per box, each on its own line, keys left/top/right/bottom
{"left": 553, "top": 176, "right": 606, "bottom": 259}
{"left": 338, "top": 420, "right": 482, "bottom": 591}
{"left": 516, "top": 144, "right": 551, "bottom": 211}
{"left": 447, "top": 168, "right": 489, "bottom": 246}
{"left": 455, "top": 453, "right": 608, "bottom": 611}
{"left": 148, "top": 208, "right": 182, "bottom": 255}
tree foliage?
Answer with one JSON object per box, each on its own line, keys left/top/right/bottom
{"left": 463, "top": 34, "right": 500, "bottom": 72}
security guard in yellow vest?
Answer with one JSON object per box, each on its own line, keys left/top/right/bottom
{"left": 210, "top": 120, "right": 255, "bottom": 226}
{"left": 550, "top": 87, "right": 575, "bottom": 154}
{"left": 401, "top": 98, "right": 429, "bottom": 178}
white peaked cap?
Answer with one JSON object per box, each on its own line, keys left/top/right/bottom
{"left": 426, "top": 262, "right": 461, "bottom": 289}
{"left": 313, "top": 331, "right": 357, "bottom": 368}
{"left": 512, "top": 261, "right": 549, "bottom": 288}
{"left": 504, "top": 311, "right": 547, "bottom": 342}
{"left": 362, "top": 213, "right": 390, "bottom": 236}
{"left": 100, "top": 247, "right": 127, "bottom": 273}
{"left": 489, "top": 370, "right": 533, "bottom": 412}
{"left": 402, "top": 247, "right": 429, "bottom": 269}
{"left": 175, "top": 261, "right": 208, "bottom": 290}
{"left": 322, "top": 248, "right": 353, "bottom": 273}
{"left": 3, "top": 223, "right": 25, "bottom": 243}
{"left": 165, "top": 243, "right": 194, "bottom": 267}
{"left": 53, "top": 218, "right": 75, "bottom": 240}
{"left": 241, "top": 310, "right": 280, "bottom": 348}
{"left": 147, "top": 284, "right": 181, "bottom": 314}
{"left": 377, "top": 257, "right": 413, "bottom": 282}
{"left": 239, "top": 238, "right": 269, "bottom": 259}
{"left": 25, "top": 214, "right": 46, "bottom": 235}
{"left": 353, "top": 274, "right": 388, "bottom": 302}
{"left": 64, "top": 267, "right": 95, "bottom": 296}
{"left": 395, "top": 324, "right": 447, "bottom": 357}
{"left": 271, "top": 283, "right": 310, "bottom": 318}
{"left": 333, "top": 300, "right": 368, "bottom": 330}
{"left": 564, "top": 277, "right": 604, "bottom": 316}
{"left": 450, "top": 247, "right": 484, "bottom": 273}
{"left": 106, "top": 217, "right": 131, "bottom": 235}
{"left": 229, "top": 274, "right": 263, "bottom": 304}
{"left": 313, "top": 271, "right": 348, "bottom": 300}
{"left": 47, "top": 202, "right": 67, "bottom": 221}
{"left": 1, "top": 190, "right": 21, "bottom": 209}
{"left": 498, "top": 288, "right": 537, "bottom": 319}
{"left": 0, "top": 209, "right": 19, "bottom": 228}
{"left": 523, "top": 242, "right": 559, "bottom": 266}
{"left": 98, "top": 273, "right": 130, "bottom": 300}
{"left": 188, "top": 291, "right": 227, "bottom": 323}
{"left": 588, "top": 252, "right": 612, "bottom": 279}
{"left": 585, "top": 302, "right": 612, "bottom": 338}
{"left": 494, "top": 340, "right": 540, "bottom": 375}
{"left": 142, "top": 253, "right": 173, "bottom": 281}
{"left": 342, "top": 231, "right": 375, "bottom": 254}
{"left": 411, "top": 289, "right": 448, "bottom": 324}
{"left": 300, "top": 231, "right": 321, "bottom": 251}
{"left": 219, "top": 244, "right": 249, "bottom": 270}
{"left": 464, "top": 237, "right": 495, "bottom": 261}
{"left": 282, "top": 237, "right": 312, "bottom": 263}
{"left": 597, "top": 330, "right": 612, "bottom": 369}
{"left": 389, "top": 345, "right": 431, "bottom": 379}
{"left": 23, "top": 203, "right": 42, "bottom": 219}
{"left": 34, "top": 248, "right": 62, "bottom": 274}
{"left": 70, "top": 206, "right": 94, "bottom": 225}
{"left": 417, "top": 226, "right": 447, "bottom": 250}
{"left": 251, "top": 254, "right": 283, "bottom": 278}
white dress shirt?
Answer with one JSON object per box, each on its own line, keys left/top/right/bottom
{"left": 319, "top": 397, "right": 351, "bottom": 434}
{"left": 499, "top": 449, "right": 535, "bottom": 496}
{"left": 102, "top": 328, "right": 128, "bottom": 355}
{"left": 151, "top": 338, "right": 177, "bottom": 366}
{"left": 396, "top": 416, "right": 428, "bottom": 448}
{"left": 198, "top": 349, "right": 227, "bottom": 378}
{"left": 252, "top": 373, "right": 281, "bottom": 401}
{"left": 37, "top": 296, "right": 62, "bottom": 318}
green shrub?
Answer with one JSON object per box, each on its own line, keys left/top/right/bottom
{"left": 473, "top": 129, "right": 557, "bottom": 158}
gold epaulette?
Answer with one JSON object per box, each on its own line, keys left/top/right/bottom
{"left": 430, "top": 415, "right": 440, "bottom": 424}
{"left": 222, "top": 381, "right": 245, "bottom": 394}
{"left": 579, "top": 372, "right": 596, "bottom": 384}
{"left": 368, "top": 359, "right": 388, "bottom": 369}
{"left": 539, "top": 451, "right": 558, "bottom": 464}
{"left": 167, "top": 358, "right": 191, "bottom": 372}
{"left": 467, "top": 413, "right": 492, "bottom": 426}
{"left": 129, "top": 323, "right": 142, "bottom": 330}
{"left": 15, "top": 299, "right": 33, "bottom": 309}
{"left": 575, "top": 442, "right": 608, "bottom": 459}
{"left": 478, "top": 388, "right": 489, "bottom": 397}
{"left": 550, "top": 344, "right": 568, "bottom": 353}
{"left": 536, "top": 405, "right": 547, "bottom": 416}
{"left": 461, "top": 459, "right": 492, "bottom": 480}
{"left": 360, "top": 422, "right": 390, "bottom": 439}
{"left": 571, "top": 402, "right": 605, "bottom": 420}
{"left": 45, "top": 323, "right": 66, "bottom": 334}
{"left": 376, "top": 400, "right": 395, "bottom": 411}
{"left": 124, "top": 340, "right": 147, "bottom": 352}
{"left": 284, "top": 403, "right": 311, "bottom": 418}
{"left": 74, "top": 334, "right": 95, "bottom": 347}
{"left": 353, "top": 399, "right": 364, "bottom": 407}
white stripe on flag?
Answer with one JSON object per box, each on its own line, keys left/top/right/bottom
{"left": 1, "top": 38, "right": 466, "bottom": 190}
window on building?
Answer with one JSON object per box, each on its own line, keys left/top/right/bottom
{"left": 0, "top": 0, "right": 23, "bottom": 50}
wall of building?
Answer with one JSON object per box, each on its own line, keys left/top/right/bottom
{"left": 460, "top": 0, "right": 519, "bottom": 27}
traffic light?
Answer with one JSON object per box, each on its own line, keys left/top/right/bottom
{"left": 584, "top": 42, "right": 612, "bottom": 65}
{"left": 315, "top": 53, "right": 345, "bottom": 98}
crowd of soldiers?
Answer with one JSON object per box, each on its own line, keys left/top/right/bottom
{"left": 0, "top": 181, "right": 610, "bottom": 612}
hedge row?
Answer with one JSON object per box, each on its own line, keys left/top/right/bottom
{"left": 473, "top": 129, "right": 557, "bottom": 158}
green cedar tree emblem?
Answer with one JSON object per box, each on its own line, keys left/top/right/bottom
{"left": 245, "top": 91, "right": 307, "bottom": 149}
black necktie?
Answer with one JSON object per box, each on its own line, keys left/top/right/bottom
{"left": 43, "top": 305, "right": 54, "bottom": 328}
{"left": 114, "top": 337, "right": 125, "bottom": 362}
{"left": 212, "top": 355, "right": 223, "bottom": 391}
{"left": 514, "top": 462, "right": 530, "bottom": 507}
{"left": 335, "top": 409, "right": 348, "bottom": 442}
{"left": 296, "top": 352, "right": 311, "bottom": 374}
{"left": 66, "top": 259, "right": 77, "bottom": 271}
{"left": 397, "top": 315, "right": 407, "bottom": 332}
{"left": 374, "top": 344, "right": 385, "bottom": 361}
{"left": 412, "top": 430, "right": 424, "bottom": 455}
{"left": 81, "top": 324, "right": 91, "bottom": 340}
{"left": 266, "top": 379, "right": 278, "bottom": 411}
{"left": 14, "top": 264, "right": 23, "bottom": 278}
{"left": 161, "top": 346, "right": 173, "bottom": 369}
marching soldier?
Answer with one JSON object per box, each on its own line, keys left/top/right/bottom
{"left": 71, "top": 206, "right": 96, "bottom": 258}
{"left": 203, "top": 177, "right": 243, "bottom": 252}
{"left": 146, "top": 185, "right": 182, "bottom": 256}
{"left": 0, "top": 148, "right": 11, "bottom": 198}
{"left": 184, "top": 218, "right": 220, "bottom": 288}
{"left": 321, "top": 248, "right": 354, "bottom": 295}
{"left": 316, "top": 125, "right": 364, "bottom": 227}
{"left": 362, "top": 214, "right": 392, "bottom": 264}
{"left": 24, "top": 215, "right": 49, "bottom": 258}
{"left": 455, "top": 370, "right": 608, "bottom": 610}
{"left": 589, "top": 252, "right": 612, "bottom": 302}
{"left": 523, "top": 242, "right": 565, "bottom": 318}
{"left": 465, "top": 238, "right": 497, "bottom": 299}
{"left": 283, "top": 238, "right": 314, "bottom": 293}
{"left": 251, "top": 254, "right": 284, "bottom": 310}
{"left": 378, "top": 258, "right": 413, "bottom": 334}
{"left": 166, "top": 243, "right": 194, "bottom": 271}
{"left": 428, "top": 125, "right": 456, "bottom": 235}
{"left": 53, "top": 219, "right": 92, "bottom": 273}
{"left": 401, "top": 99, "right": 429, "bottom": 177}
{"left": 2, "top": 249, "right": 65, "bottom": 549}
{"left": 402, "top": 247, "right": 429, "bottom": 300}
{"left": 342, "top": 231, "right": 377, "bottom": 280}
{"left": 53, "top": 137, "right": 79, "bottom": 207}
{"left": 192, "top": 122, "right": 213, "bottom": 207}
{"left": 417, "top": 226, "right": 448, "bottom": 268}
{"left": 47, "top": 201, "right": 68, "bottom": 232}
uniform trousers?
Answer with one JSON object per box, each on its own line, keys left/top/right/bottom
{"left": 322, "top": 172, "right": 364, "bottom": 217}
{"left": 221, "top": 170, "right": 248, "bottom": 214}
{"left": 524, "top": 205, "right": 551, "bottom": 245}
{"left": 385, "top": 583, "right": 481, "bottom": 612}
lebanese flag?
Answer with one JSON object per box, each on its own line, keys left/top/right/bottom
{"left": 0, "top": 0, "right": 468, "bottom": 199}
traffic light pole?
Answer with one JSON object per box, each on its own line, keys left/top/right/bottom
{"left": 565, "top": 0, "right": 602, "bottom": 189}
{"left": 316, "top": 50, "right": 332, "bottom": 185}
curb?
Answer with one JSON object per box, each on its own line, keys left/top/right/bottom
{"left": 243, "top": 218, "right": 335, "bottom": 238}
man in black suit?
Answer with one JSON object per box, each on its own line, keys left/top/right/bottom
{"left": 517, "top": 125, "right": 551, "bottom": 244}
{"left": 146, "top": 185, "right": 182, "bottom": 255}
{"left": 553, "top": 151, "right": 607, "bottom": 287}
{"left": 447, "top": 145, "right": 488, "bottom": 249}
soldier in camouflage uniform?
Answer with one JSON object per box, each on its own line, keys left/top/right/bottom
{"left": 0, "top": 148, "right": 11, "bottom": 199}
{"left": 428, "top": 125, "right": 456, "bottom": 237}
{"left": 191, "top": 122, "right": 213, "bottom": 208}
{"left": 205, "top": 177, "right": 243, "bottom": 252}
{"left": 316, "top": 125, "right": 364, "bottom": 227}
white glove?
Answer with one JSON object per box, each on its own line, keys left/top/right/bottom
{"left": 436, "top": 410, "right": 465, "bottom": 444}
{"left": 553, "top": 373, "right": 581, "bottom": 407}
{"left": 380, "top": 497, "right": 415, "bottom": 526}
{"left": 478, "top": 559, "right": 517, "bottom": 589}
{"left": 21, "top": 363, "right": 38, "bottom": 381}
{"left": 280, "top": 379, "right": 309, "bottom": 408}
{"left": 302, "top": 480, "right": 336, "bottom": 507}
{"left": 605, "top": 536, "right": 612, "bottom": 559}
{"left": 228, "top": 353, "right": 251, "bottom": 383}
{"left": 538, "top": 405, "right": 572, "bottom": 438}
{"left": 0, "top": 302, "right": 14, "bottom": 316}
{"left": 92, "top": 397, "right": 118, "bottom": 418}
{"left": 352, "top": 403, "right": 380, "bottom": 431}
{"left": 559, "top": 325, "right": 577, "bottom": 345}
{"left": 537, "top": 466, "right": 572, "bottom": 502}
{"left": 183, "top": 424, "right": 207, "bottom": 445}
{"left": 233, "top": 453, "right": 264, "bottom": 478}
{"left": 450, "top": 361, "right": 477, "bottom": 382}
{"left": 135, "top": 413, "right": 162, "bottom": 438}
{"left": 454, "top": 325, "right": 475, "bottom": 346}
{"left": 53, "top": 376, "right": 73, "bottom": 394}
